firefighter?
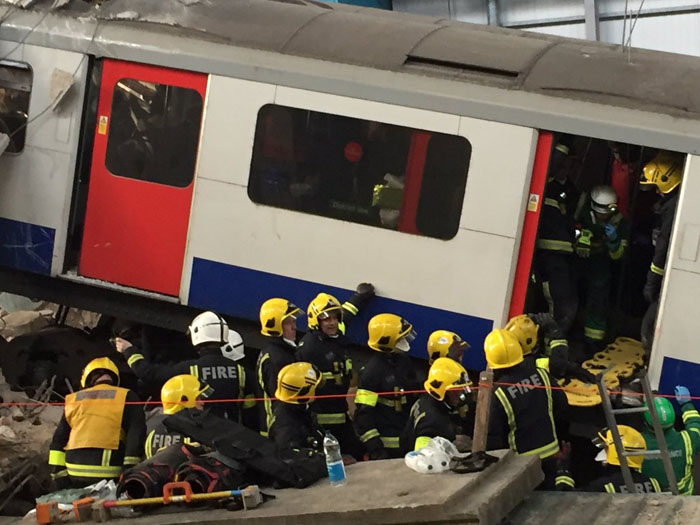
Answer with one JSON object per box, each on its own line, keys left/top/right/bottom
{"left": 144, "top": 374, "right": 213, "bottom": 459}
{"left": 486, "top": 329, "right": 568, "bottom": 489}
{"left": 506, "top": 313, "right": 595, "bottom": 382}
{"left": 296, "top": 284, "right": 374, "bottom": 459}
{"left": 355, "top": 314, "right": 421, "bottom": 460}
{"left": 575, "top": 185, "right": 629, "bottom": 349}
{"left": 585, "top": 425, "right": 662, "bottom": 493}
{"left": 403, "top": 357, "right": 473, "bottom": 453}
{"left": 116, "top": 312, "right": 256, "bottom": 425}
{"left": 426, "top": 330, "right": 469, "bottom": 365}
{"left": 639, "top": 152, "right": 683, "bottom": 349}
{"left": 535, "top": 142, "right": 579, "bottom": 335}
{"left": 257, "top": 298, "right": 302, "bottom": 434}
{"left": 268, "top": 362, "right": 325, "bottom": 452}
{"left": 641, "top": 387, "right": 700, "bottom": 494}
{"left": 49, "top": 358, "right": 146, "bottom": 489}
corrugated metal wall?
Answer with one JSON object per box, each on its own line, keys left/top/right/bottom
{"left": 394, "top": 0, "right": 700, "bottom": 56}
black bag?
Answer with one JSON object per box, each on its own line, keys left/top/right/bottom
{"left": 175, "top": 452, "right": 247, "bottom": 493}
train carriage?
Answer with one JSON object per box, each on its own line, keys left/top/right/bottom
{"left": 0, "top": 0, "right": 698, "bottom": 393}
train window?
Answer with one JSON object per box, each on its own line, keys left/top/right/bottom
{"left": 105, "top": 78, "right": 203, "bottom": 187}
{"left": 0, "top": 61, "right": 32, "bottom": 154}
{"left": 248, "top": 104, "right": 471, "bottom": 240}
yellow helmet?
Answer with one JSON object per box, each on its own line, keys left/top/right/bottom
{"left": 275, "top": 362, "right": 322, "bottom": 404}
{"left": 307, "top": 293, "right": 343, "bottom": 331}
{"left": 161, "top": 374, "right": 213, "bottom": 415}
{"left": 80, "top": 357, "right": 120, "bottom": 388}
{"left": 505, "top": 315, "right": 539, "bottom": 356}
{"left": 641, "top": 152, "right": 683, "bottom": 194}
{"left": 427, "top": 330, "right": 469, "bottom": 364}
{"left": 260, "top": 298, "right": 300, "bottom": 337}
{"left": 599, "top": 425, "right": 647, "bottom": 470}
{"left": 367, "top": 313, "right": 416, "bottom": 353}
{"left": 424, "top": 357, "right": 470, "bottom": 402}
{"left": 484, "top": 329, "right": 523, "bottom": 369}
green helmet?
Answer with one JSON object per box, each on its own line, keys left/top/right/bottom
{"left": 644, "top": 397, "right": 675, "bottom": 429}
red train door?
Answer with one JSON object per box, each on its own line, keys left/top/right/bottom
{"left": 80, "top": 60, "right": 207, "bottom": 296}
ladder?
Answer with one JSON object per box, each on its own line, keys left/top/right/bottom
{"left": 596, "top": 368, "right": 678, "bottom": 494}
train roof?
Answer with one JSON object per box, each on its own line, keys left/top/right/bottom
{"left": 2, "top": 0, "right": 700, "bottom": 151}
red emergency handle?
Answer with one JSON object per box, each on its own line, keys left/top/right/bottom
{"left": 162, "top": 481, "right": 193, "bottom": 503}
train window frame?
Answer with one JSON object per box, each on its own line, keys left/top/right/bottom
{"left": 247, "top": 104, "right": 472, "bottom": 240}
{"left": 104, "top": 77, "right": 204, "bottom": 188}
{"left": 0, "top": 60, "right": 32, "bottom": 155}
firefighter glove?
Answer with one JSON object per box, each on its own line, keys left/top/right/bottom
{"left": 356, "top": 282, "right": 375, "bottom": 299}
{"left": 604, "top": 222, "right": 618, "bottom": 242}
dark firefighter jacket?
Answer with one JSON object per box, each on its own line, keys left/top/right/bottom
{"left": 49, "top": 384, "right": 146, "bottom": 485}
{"left": 488, "top": 361, "right": 568, "bottom": 460}
{"left": 642, "top": 401, "right": 700, "bottom": 495}
{"left": 648, "top": 191, "right": 679, "bottom": 283}
{"left": 268, "top": 402, "right": 324, "bottom": 452}
{"left": 144, "top": 409, "right": 193, "bottom": 459}
{"left": 585, "top": 466, "right": 662, "bottom": 493}
{"left": 123, "top": 344, "right": 256, "bottom": 423}
{"left": 537, "top": 179, "right": 577, "bottom": 254}
{"left": 354, "top": 352, "right": 421, "bottom": 455}
{"left": 257, "top": 336, "right": 298, "bottom": 433}
{"left": 401, "top": 393, "right": 473, "bottom": 453}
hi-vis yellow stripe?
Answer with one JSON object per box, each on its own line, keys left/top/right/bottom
{"left": 49, "top": 450, "right": 66, "bottom": 467}
{"left": 127, "top": 354, "right": 144, "bottom": 367}
{"left": 356, "top": 389, "right": 378, "bottom": 407}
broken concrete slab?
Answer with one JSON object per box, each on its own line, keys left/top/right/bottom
{"left": 100, "top": 450, "right": 541, "bottom": 525}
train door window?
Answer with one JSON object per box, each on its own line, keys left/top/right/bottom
{"left": 104, "top": 78, "right": 203, "bottom": 187}
{"left": 525, "top": 135, "right": 684, "bottom": 361}
{"left": 248, "top": 104, "right": 471, "bottom": 240}
{"left": 0, "top": 61, "right": 32, "bottom": 154}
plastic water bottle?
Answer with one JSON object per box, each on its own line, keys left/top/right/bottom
{"left": 323, "top": 432, "right": 346, "bottom": 487}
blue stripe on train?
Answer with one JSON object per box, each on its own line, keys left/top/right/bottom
{"left": 188, "top": 257, "right": 493, "bottom": 369}
{"left": 0, "top": 217, "right": 54, "bottom": 275}
{"left": 658, "top": 356, "right": 700, "bottom": 411}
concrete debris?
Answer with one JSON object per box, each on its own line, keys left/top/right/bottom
{"left": 114, "top": 10, "right": 139, "bottom": 19}
{"left": 0, "top": 0, "right": 38, "bottom": 8}
{"left": 0, "top": 310, "right": 54, "bottom": 342}
{"left": 51, "top": 0, "right": 72, "bottom": 8}
{"left": 0, "top": 425, "right": 16, "bottom": 444}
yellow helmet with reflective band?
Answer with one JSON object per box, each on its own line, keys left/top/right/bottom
{"left": 484, "top": 329, "right": 523, "bottom": 370}
{"left": 427, "top": 330, "right": 469, "bottom": 365}
{"left": 81, "top": 357, "right": 120, "bottom": 388}
{"left": 367, "top": 313, "right": 416, "bottom": 353}
{"left": 641, "top": 152, "right": 683, "bottom": 194}
{"left": 275, "top": 362, "right": 322, "bottom": 404}
{"left": 161, "top": 374, "right": 213, "bottom": 415}
{"left": 260, "top": 298, "right": 300, "bottom": 337}
{"left": 505, "top": 315, "right": 539, "bottom": 356}
{"left": 307, "top": 293, "right": 343, "bottom": 331}
{"left": 599, "top": 425, "right": 646, "bottom": 470}
{"left": 425, "top": 357, "right": 470, "bottom": 402}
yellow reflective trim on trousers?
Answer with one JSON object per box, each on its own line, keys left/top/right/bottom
{"left": 380, "top": 436, "right": 400, "bottom": 448}
{"left": 556, "top": 475, "right": 575, "bottom": 488}
{"left": 317, "top": 413, "right": 347, "bottom": 425}
{"left": 604, "top": 482, "right": 616, "bottom": 493}
{"left": 360, "top": 429, "right": 380, "bottom": 443}
{"left": 48, "top": 450, "right": 66, "bottom": 467}
{"left": 356, "top": 389, "right": 378, "bottom": 407}
{"left": 536, "top": 239, "right": 574, "bottom": 253}
{"left": 650, "top": 263, "right": 665, "bottom": 276}
{"left": 609, "top": 240, "right": 627, "bottom": 260}
{"left": 343, "top": 302, "right": 359, "bottom": 316}
{"left": 127, "top": 354, "right": 144, "bottom": 367}
{"left": 190, "top": 365, "right": 199, "bottom": 378}
{"left": 66, "top": 463, "right": 122, "bottom": 478}
{"left": 494, "top": 388, "right": 518, "bottom": 452}
{"left": 415, "top": 436, "right": 432, "bottom": 451}
{"left": 584, "top": 327, "right": 605, "bottom": 341}
{"left": 258, "top": 353, "right": 273, "bottom": 430}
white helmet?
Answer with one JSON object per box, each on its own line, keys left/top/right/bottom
{"left": 189, "top": 311, "right": 229, "bottom": 347}
{"left": 405, "top": 447, "right": 451, "bottom": 474}
{"left": 221, "top": 329, "right": 245, "bottom": 361}
{"left": 590, "top": 185, "right": 618, "bottom": 215}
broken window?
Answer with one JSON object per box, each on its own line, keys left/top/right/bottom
{"left": 0, "top": 61, "right": 32, "bottom": 154}
{"left": 105, "top": 79, "right": 203, "bottom": 187}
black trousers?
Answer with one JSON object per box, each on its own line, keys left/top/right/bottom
{"left": 537, "top": 252, "right": 578, "bottom": 335}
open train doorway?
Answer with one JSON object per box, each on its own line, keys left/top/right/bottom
{"left": 523, "top": 134, "right": 684, "bottom": 364}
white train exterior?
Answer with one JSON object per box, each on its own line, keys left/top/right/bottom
{"left": 0, "top": 0, "right": 698, "bottom": 394}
